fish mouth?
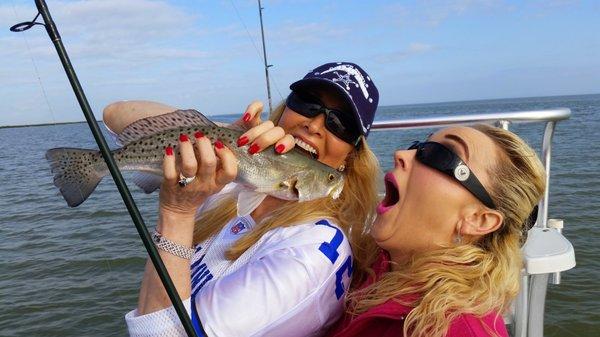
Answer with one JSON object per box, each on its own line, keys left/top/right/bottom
{"left": 377, "top": 172, "right": 400, "bottom": 214}
{"left": 294, "top": 136, "right": 319, "bottom": 160}
{"left": 291, "top": 178, "right": 300, "bottom": 199}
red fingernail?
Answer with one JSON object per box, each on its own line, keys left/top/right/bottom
{"left": 275, "top": 144, "right": 285, "bottom": 154}
{"left": 243, "top": 113, "right": 251, "bottom": 122}
{"left": 215, "top": 140, "right": 224, "bottom": 149}
{"left": 179, "top": 134, "right": 189, "bottom": 142}
{"left": 248, "top": 143, "right": 260, "bottom": 155}
{"left": 194, "top": 131, "right": 204, "bottom": 139}
{"left": 165, "top": 147, "right": 173, "bottom": 156}
{"left": 237, "top": 136, "right": 249, "bottom": 147}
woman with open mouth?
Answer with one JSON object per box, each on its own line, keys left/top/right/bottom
{"left": 325, "top": 124, "right": 546, "bottom": 337}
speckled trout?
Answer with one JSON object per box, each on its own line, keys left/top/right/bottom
{"left": 46, "top": 109, "right": 344, "bottom": 207}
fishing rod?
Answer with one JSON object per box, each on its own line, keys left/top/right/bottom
{"left": 10, "top": 1, "right": 203, "bottom": 336}
{"left": 257, "top": 0, "right": 273, "bottom": 113}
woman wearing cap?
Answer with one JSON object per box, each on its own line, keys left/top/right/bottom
{"left": 254, "top": 123, "right": 545, "bottom": 337}
{"left": 104, "top": 62, "right": 381, "bottom": 336}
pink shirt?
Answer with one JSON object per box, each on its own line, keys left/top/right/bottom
{"left": 326, "top": 251, "right": 509, "bottom": 337}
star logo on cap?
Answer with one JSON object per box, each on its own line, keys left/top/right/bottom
{"left": 332, "top": 71, "right": 358, "bottom": 91}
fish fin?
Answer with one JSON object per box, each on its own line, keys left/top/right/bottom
{"left": 132, "top": 172, "right": 162, "bottom": 193}
{"left": 45, "top": 148, "right": 107, "bottom": 207}
{"left": 237, "top": 190, "right": 267, "bottom": 216}
{"left": 117, "top": 109, "right": 218, "bottom": 145}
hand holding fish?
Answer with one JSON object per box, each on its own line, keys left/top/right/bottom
{"left": 159, "top": 133, "right": 237, "bottom": 217}
{"left": 237, "top": 100, "right": 264, "bottom": 129}
{"left": 236, "top": 102, "right": 296, "bottom": 155}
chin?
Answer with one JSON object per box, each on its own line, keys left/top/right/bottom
{"left": 370, "top": 216, "right": 392, "bottom": 243}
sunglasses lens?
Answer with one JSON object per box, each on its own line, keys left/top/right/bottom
{"left": 325, "top": 111, "right": 358, "bottom": 143}
{"left": 287, "top": 92, "right": 321, "bottom": 118}
{"left": 419, "top": 143, "right": 455, "bottom": 167}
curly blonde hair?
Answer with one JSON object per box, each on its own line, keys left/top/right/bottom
{"left": 192, "top": 102, "right": 381, "bottom": 282}
{"left": 346, "top": 124, "right": 546, "bottom": 337}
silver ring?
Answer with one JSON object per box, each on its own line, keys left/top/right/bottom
{"left": 178, "top": 173, "right": 196, "bottom": 187}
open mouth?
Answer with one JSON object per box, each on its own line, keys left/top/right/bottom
{"left": 280, "top": 178, "right": 300, "bottom": 199}
{"left": 291, "top": 178, "right": 300, "bottom": 198}
{"left": 294, "top": 137, "right": 319, "bottom": 160}
{"left": 377, "top": 172, "right": 400, "bottom": 215}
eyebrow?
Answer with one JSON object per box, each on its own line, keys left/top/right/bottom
{"left": 444, "top": 134, "right": 470, "bottom": 161}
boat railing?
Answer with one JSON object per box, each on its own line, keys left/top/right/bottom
{"left": 371, "top": 108, "right": 575, "bottom": 337}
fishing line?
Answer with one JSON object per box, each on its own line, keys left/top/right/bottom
{"left": 11, "top": 0, "right": 90, "bottom": 218}
{"left": 226, "top": 0, "right": 284, "bottom": 101}
{"left": 10, "top": 0, "right": 57, "bottom": 124}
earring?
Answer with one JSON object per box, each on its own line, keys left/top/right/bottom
{"left": 454, "top": 225, "right": 463, "bottom": 244}
{"left": 337, "top": 164, "right": 346, "bottom": 172}
{"left": 454, "top": 233, "right": 463, "bottom": 244}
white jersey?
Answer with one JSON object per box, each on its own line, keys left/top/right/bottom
{"left": 125, "top": 187, "right": 353, "bottom": 337}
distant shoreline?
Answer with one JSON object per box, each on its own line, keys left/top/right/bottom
{"left": 2, "top": 92, "right": 598, "bottom": 129}
{"left": 0, "top": 120, "right": 93, "bottom": 129}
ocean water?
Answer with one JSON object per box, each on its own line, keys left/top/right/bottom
{"left": 1, "top": 94, "right": 598, "bottom": 336}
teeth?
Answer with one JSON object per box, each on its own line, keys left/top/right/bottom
{"left": 294, "top": 138, "right": 318, "bottom": 156}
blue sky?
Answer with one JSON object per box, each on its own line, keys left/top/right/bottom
{"left": 0, "top": 0, "right": 598, "bottom": 126}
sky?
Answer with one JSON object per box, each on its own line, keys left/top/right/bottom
{"left": 0, "top": 0, "right": 598, "bottom": 126}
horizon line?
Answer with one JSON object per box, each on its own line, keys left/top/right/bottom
{"left": 2, "top": 92, "right": 598, "bottom": 129}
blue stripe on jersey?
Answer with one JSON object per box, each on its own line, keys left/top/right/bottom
{"left": 191, "top": 254, "right": 205, "bottom": 271}
{"left": 191, "top": 264, "right": 210, "bottom": 287}
{"left": 192, "top": 274, "right": 214, "bottom": 299}
{"left": 335, "top": 255, "right": 353, "bottom": 299}
{"left": 190, "top": 294, "right": 207, "bottom": 337}
{"left": 316, "top": 219, "right": 343, "bottom": 264}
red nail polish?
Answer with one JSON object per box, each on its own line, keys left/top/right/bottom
{"left": 179, "top": 134, "right": 189, "bottom": 142}
{"left": 243, "top": 113, "right": 251, "bottom": 122}
{"left": 215, "top": 140, "right": 224, "bottom": 149}
{"left": 248, "top": 143, "right": 260, "bottom": 155}
{"left": 237, "top": 136, "right": 249, "bottom": 147}
{"left": 165, "top": 147, "right": 173, "bottom": 156}
{"left": 194, "top": 131, "right": 204, "bottom": 139}
{"left": 275, "top": 144, "right": 285, "bottom": 154}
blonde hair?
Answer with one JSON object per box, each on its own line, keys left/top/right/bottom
{"left": 346, "top": 124, "right": 546, "bottom": 337}
{"left": 193, "top": 101, "right": 380, "bottom": 282}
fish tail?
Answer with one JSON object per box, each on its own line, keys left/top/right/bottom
{"left": 45, "top": 148, "right": 108, "bottom": 207}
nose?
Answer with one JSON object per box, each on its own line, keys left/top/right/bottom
{"left": 305, "top": 113, "right": 326, "bottom": 137}
{"left": 393, "top": 149, "right": 414, "bottom": 170}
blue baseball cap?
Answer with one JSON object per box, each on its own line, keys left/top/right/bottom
{"left": 290, "top": 62, "right": 379, "bottom": 137}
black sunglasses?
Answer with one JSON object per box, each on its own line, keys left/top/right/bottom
{"left": 286, "top": 91, "right": 361, "bottom": 146}
{"left": 408, "top": 141, "right": 496, "bottom": 209}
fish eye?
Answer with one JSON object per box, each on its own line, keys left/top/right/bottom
{"left": 328, "top": 174, "right": 335, "bottom": 181}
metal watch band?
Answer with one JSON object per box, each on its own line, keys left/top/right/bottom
{"left": 151, "top": 230, "right": 195, "bottom": 260}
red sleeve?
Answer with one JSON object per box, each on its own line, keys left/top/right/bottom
{"left": 446, "top": 313, "right": 508, "bottom": 337}
{"left": 328, "top": 316, "right": 405, "bottom": 337}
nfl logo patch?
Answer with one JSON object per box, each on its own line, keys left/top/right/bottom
{"left": 231, "top": 222, "right": 246, "bottom": 234}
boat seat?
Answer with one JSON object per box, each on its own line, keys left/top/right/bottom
{"left": 504, "top": 221, "right": 576, "bottom": 337}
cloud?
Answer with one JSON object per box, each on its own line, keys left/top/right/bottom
{"left": 1, "top": 0, "right": 208, "bottom": 62}
{"left": 269, "top": 21, "right": 349, "bottom": 45}
{"left": 373, "top": 43, "right": 436, "bottom": 63}
{"left": 378, "top": 0, "right": 508, "bottom": 28}
{"left": 0, "top": 0, "right": 222, "bottom": 125}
